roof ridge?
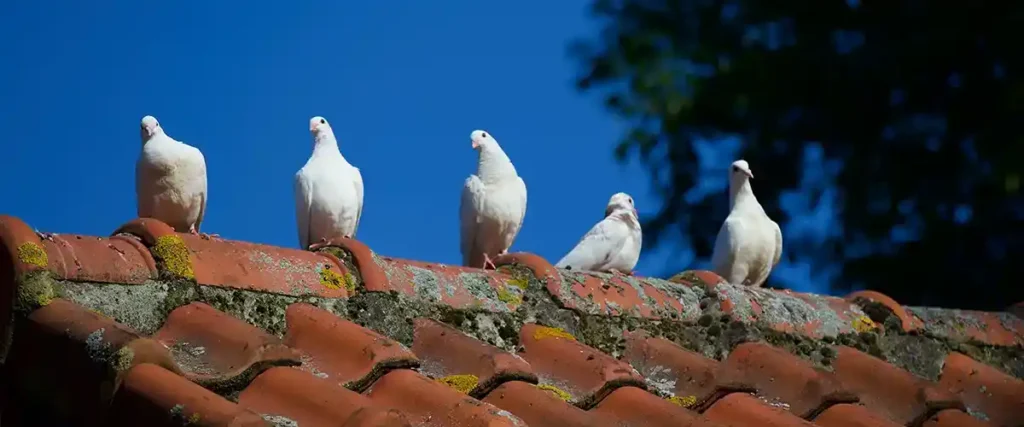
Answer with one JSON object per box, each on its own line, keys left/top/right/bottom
{"left": 0, "top": 215, "right": 1021, "bottom": 426}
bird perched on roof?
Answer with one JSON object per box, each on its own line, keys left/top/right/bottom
{"left": 460, "top": 130, "right": 528, "bottom": 269}
{"left": 294, "top": 116, "right": 364, "bottom": 250}
{"left": 136, "top": 115, "right": 210, "bottom": 236}
{"left": 711, "top": 160, "right": 783, "bottom": 287}
{"left": 555, "top": 192, "right": 642, "bottom": 274}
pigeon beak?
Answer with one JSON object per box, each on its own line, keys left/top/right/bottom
{"left": 745, "top": 169, "right": 754, "bottom": 179}
{"left": 471, "top": 139, "right": 480, "bottom": 149}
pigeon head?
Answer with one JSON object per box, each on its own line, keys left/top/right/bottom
{"left": 140, "top": 115, "right": 163, "bottom": 141}
{"left": 470, "top": 130, "right": 496, "bottom": 150}
{"left": 730, "top": 160, "right": 754, "bottom": 180}
{"left": 606, "top": 192, "right": 637, "bottom": 217}
{"left": 309, "top": 116, "right": 331, "bottom": 134}
{"left": 309, "top": 116, "right": 336, "bottom": 145}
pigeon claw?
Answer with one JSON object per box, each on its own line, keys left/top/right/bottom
{"left": 608, "top": 268, "right": 634, "bottom": 276}
{"left": 200, "top": 233, "right": 220, "bottom": 241}
{"left": 482, "top": 253, "right": 498, "bottom": 270}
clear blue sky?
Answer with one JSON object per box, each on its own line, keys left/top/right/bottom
{"left": 0, "top": 2, "right": 829, "bottom": 293}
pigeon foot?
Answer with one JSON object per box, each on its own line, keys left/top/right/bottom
{"left": 483, "top": 253, "right": 498, "bottom": 270}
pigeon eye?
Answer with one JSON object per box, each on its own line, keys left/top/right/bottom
{"left": 320, "top": 118, "right": 326, "bottom": 124}
{"left": 482, "top": 132, "right": 488, "bottom": 138}
{"left": 732, "top": 166, "right": 739, "bottom": 172}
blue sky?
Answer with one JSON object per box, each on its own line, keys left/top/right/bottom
{"left": 0, "top": 2, "right": 830, "bottom": 293}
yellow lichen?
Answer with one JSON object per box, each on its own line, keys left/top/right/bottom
{"left": 17, "top": 242, "right": 48, "bottom": 268}
{"left": 532, "top": 326, "right": 576, "bottom": 341}
{"left": 152, "top": 235, "right": 194, "bottom": 279}
{"left": 497, "top": 285, "right": 522, "bottom": 305}
{"left": 507, "top": 271, "right": 530, "bottom": 290}
{"left": 319, "top": 266, "right": 345, "bottom": 290}
{"left": 667, "top": 395, "right": 698, "bottom": 408}
{"left": 852, "top": 315, "right": 878, "bottom": 333}
{"left": 188, "top": 413, "right": 201, "bottom": 424}
{"left": 437, "top": 374, "right": 479, "bottom": 394}
{"left": 536, "top": 384, "right": 572, "bottom": 402}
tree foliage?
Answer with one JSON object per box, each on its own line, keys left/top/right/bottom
{"left": 572, "top": 0, "right": 1024, "bottom": 309}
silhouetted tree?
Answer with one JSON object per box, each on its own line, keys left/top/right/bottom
{"left": 572, "top": 0, "right": 1024, "bottom": 309}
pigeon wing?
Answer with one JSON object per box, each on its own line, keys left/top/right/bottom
{"left": 556, "top": 217, "right": 628, "bottom": 272}
{"left": 294, "top": 170, "right": 314, "bottom": 250}
{"left": 460, "top": 175, "right": 486, "bottom": 267}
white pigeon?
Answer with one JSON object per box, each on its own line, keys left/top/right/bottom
{"left": 294, "top": 116, "right": 364, "bottom": 250}
{"left": 136, "top": 115, "right": 210, "bottom": 235}
{"left": 710, "top": 160, "right": 783, "bottom": 287}
{"left": 460, "top": 130, "right": 528, "bottom": 269}
{"left": 555, "top": 192, "right": 642, "bottom": 274}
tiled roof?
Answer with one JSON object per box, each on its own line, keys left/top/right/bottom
{"left": 0, "top": 215, "right": 1021, "bottom": 427}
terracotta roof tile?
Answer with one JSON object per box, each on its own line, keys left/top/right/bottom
{"left": 722, "top": 342, "right": 857, "bottom": 419}
{"left": 154, "top": 302, "right": 302, "bottom": 385}
{"left": 0, "top": 215, "right": 1021, "bottom": 427}
{"left": 518, "top": 323, "right": 645, "bottom": 408}
{"left": 623, "top": 330, "right": 753, "bottom": 410}
{"left": 939, "top": 352, "right": 1024, "bottom": 426}
{"left": 845, "top": 290, "right": 924, "bottom": 332}
{"left": 481, "top": 381, "right": 601, "bottom": 427}
{"left": 413, "top": 318, "right": 537, "bottom": 397}
{"left": 365, "top": 369, "right": 526, "bottom": 426}
{"left": 591, "top": 385, "right": 724, "bottom": 426}
{"left": 905, "top": 306, "right": 1024, "bottom": 347}
{"left": 831, "top": 346, "right": 962, "bottom": 425}
{"left": 812, "top": 403, "right": 902, "bottom": 427}
{"left": 283, "top": 302, "right": 419, "bottom": 391}
{"left": 703, "top": 392, "right": 817, "bottom": 426}
{"left": 238, "top": 366, "right": 411, "bottom": 427}
{"left": 108, "top": 363, "right": 269, "bottom": 427}
{"left": 921, "top": 409, "right": 995, "bottom": 427}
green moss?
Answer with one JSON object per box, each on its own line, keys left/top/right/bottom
{"left": 111, "top": 346, "right": 135, "bottom": 372}
{"left": 533, "top": 325, "right": 576, "bottom": 341}
{"left": 437, "top": 374, "right": 479, "bottom": 394}
{"left": 156, "top": 280, "right": 198, "bottom": 323}
{"left": 536, "top": 384, "right": 572, "bottom": 402}
{"left": 14, "top": 271, "right": 55, "bottom": 313}
{"left": 667, "top": 395, "right": 698, "bottom": 408}
{"left": 17, "top": 242, "right": 48, "bottom": 269}
{"left": 151, "top": 235, "right": 194, "bottom": 280}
